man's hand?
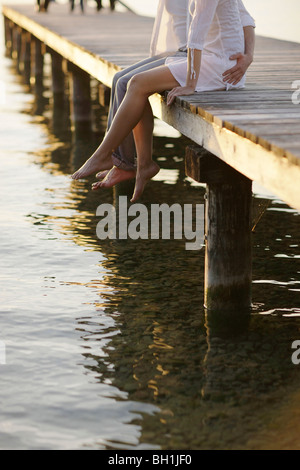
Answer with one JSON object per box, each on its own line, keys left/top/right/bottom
{"left": 222, "top": 53, "right": 253, "bottom": 86}
{"left": 167, "top": 85, "right": 195, "bottom": 106}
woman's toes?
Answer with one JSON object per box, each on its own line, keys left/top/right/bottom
{"left": 96, "top": 170, "right": 110, "bottom": 179}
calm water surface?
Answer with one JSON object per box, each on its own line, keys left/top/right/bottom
{"left": 0, "top": 8, "right": 300, "bottom": 450}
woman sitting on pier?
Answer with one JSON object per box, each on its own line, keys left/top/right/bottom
{"left": 72, "top": 0, "right": 255, "bottom": 202}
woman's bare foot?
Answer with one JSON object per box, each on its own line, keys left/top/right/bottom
{"left": 130, "top": 161, "right": 160, "bottom": 202}
{"left": 95, "top": 170, "right": 110, "bottom": 180}
{"left": 71, "top": 150, "right": 113, "bottom": 180}
{"left": 92, "top": 166, "right": 136, "bottom": 190}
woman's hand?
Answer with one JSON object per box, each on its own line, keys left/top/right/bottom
{"left": 167, "top": 85, "right": 196, "bottom": 106}
{"left": 222, "top": 53, "right": 253, "bottom": 85}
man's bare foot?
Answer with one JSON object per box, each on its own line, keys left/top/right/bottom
{"left": 71, "top": 150, "right": 113, "bottom": 180}
{"left": 92, "top": 166, "right": 136, "bottom": 190}
{"left": 130, "top": 161, "right": 160, "bottom": 202}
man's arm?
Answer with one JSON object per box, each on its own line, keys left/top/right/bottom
{"left": 222, "top": 25, "right": 255, "bottom": 85}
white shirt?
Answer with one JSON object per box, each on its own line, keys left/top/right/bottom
{"left": 150, "top": 0, "right": 255, "bottom": 57}
{"left": 150, "top": 0, "right": 188, "bottom": 56}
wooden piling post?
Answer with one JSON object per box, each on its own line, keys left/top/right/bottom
{"left": 4, "top": 17, "right": 13, "bottom": 57}
{"left": 68, "top": 62, "right": 92, "bottom": 134}
{"left": 48, "top": 52, "right": 70, "bottom": 137}
{"left": 11, "top": 25, "right": 22, "bottom": 67}
{"left": 186, "top": 145, "right": 253, "bottom": 315}
{"left": 50, "top": 50, "right": 65, "bottom": 96}
{"left": 31, "top": 38, "right": 44, "bottom": 91}
{"left": 19, "top": 30, "right": 31, "bottom": 83}
{"left": 99, "top": 83, "right": 111, "bottom": 108}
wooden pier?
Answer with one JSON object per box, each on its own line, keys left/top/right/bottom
{"left": 2, "top": 3, "right": 300, "bottom": 317}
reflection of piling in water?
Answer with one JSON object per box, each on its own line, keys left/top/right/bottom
{"left": 201, "top": 308, "right": 251, "bottom": 401}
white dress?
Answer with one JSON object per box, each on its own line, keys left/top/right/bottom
{"left": 151, "top": 0, "right": 256, "bottom": 92}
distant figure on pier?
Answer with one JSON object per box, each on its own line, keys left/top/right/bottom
{"left": 72, "top": 0, "right": 256, "bottom": 202}
{"left": 36, "top": 0, "right": 50, "bottom": 12}
{"left": 70, "top": 0, "right": 85, "bottom": 13}
{"left": 95, "top": 0, "right": 116, "bottom": 11}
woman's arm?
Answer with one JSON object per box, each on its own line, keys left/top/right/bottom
{"left": 167, "top": 0, "right": 219, "bottom": 105}
{"left": 222, "top": 25, "right": 255, "bottom": 85}
{"left": 167, "top": 48, "right": 202, "bottom": 105}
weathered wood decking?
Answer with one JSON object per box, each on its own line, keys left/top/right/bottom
{"left": 2, "top": 2, "right": 300, "bottom": 210}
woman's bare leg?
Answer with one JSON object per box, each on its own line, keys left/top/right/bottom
{"left": 130, "top": 100, "right": 156, "bottom": 202}
{"left": 72, "top": 65, "right": 178, "bottom": 185}
{"left": 71, "top": 148, "right": 113, "bottom": 180}
{"left": 92, "top": 101, "right": 153, "bottom": 190}
{"left": 133, "top": 99, "right": 154, "bottom": 168}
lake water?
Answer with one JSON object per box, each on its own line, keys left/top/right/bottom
{"left": 0, "top": 1, "right": 300, "bottom": 451}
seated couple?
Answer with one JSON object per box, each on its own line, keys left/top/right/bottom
{"left": 72, "top": 0, "right": 255, "bottom": 202}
